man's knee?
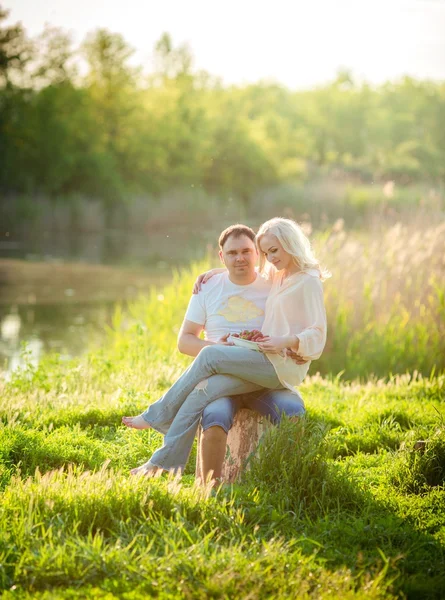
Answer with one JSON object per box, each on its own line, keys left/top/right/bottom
{"left": 276, "top": 393, "right": 306, "bottom": 422}
{"left": 253, "top": 389, "right": 305, "bottom": 424}
{"left": 201, "top": 397, "right": 236, "bottom": 433}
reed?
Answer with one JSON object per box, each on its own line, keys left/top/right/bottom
{"left": 315, "top": 218, "right": 445, "bottom": 378}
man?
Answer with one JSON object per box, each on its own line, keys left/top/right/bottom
{"left": 177, "top": 223, "right": 305, "bottom": 484}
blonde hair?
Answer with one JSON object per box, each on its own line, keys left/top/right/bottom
{"left": 256, "top": 217, "right": 330, "bottom": 281}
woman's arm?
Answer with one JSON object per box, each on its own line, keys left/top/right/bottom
{"left": 258, "top": 277, "right": 326, "bottom": 359}
{"left": 258, "top": 335, "right": 298, "bottom": 354}
{"left": 292, "top": 277, "right": 327, "bottom": 360}
{"left": 192, "top": 268, "right": 226, "bottom": 294}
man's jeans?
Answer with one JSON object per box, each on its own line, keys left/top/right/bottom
{"left": 141, "top": 345, "right": 294, "bottom": 471}
{"left": 201, "top": 388, "right": 305, "bottom": 433}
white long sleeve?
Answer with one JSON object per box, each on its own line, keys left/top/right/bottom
{"left": 261, "top": 270, "right": 327, "bottom": 390}
{"left": 295, "top": 277, "right": 327, "bottom": 360}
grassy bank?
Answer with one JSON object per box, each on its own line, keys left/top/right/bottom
{"left": 1, "top": 232, "right": 444, "bottom": 598}
{"left": 1, "top": 364, "right": 444, "bottom": 597}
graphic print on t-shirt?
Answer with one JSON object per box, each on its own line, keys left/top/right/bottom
{"left": 184, "top": 272, "right": 271, "bottom": 341}
{"left": 217, "top": 296, "right": 264, "bottom": 323}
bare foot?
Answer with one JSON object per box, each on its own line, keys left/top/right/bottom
{"left": 130, "top": 461, "right": 162, "bottom": 477}
{"left": 122, "top": 415, "right": 151, "bottom": 430}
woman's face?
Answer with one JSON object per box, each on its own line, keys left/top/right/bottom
{"left": 258, "top": 233, "right": 294, "bottom": 271}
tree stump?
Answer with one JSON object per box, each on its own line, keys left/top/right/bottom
{"left": 195, "top": 408, "right": 271, "bottom": 483}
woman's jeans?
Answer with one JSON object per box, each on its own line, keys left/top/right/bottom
{"left": 141, "top": 345, "right": 289, "bottom": 471}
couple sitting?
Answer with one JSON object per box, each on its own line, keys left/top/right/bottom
{"left": 123, "top": 217, "right": 328, "bottom": 485}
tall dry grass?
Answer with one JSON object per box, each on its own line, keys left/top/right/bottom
{"left": 315, "top": 217, "right": 445, "bottom": 378}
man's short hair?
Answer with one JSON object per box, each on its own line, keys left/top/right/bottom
{"left": 218, "top": 224, "right": 256, "bottom": 249}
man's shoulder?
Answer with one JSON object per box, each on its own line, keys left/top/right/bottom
{"left": 195, "top": 271, "right": 228, "bottom": 299}
{"left": 196, "top": 271, "right": 271, "bottom": 301}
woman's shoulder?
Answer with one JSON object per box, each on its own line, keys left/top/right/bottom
{"left": 291, "top": 270, "right": 323, "bottom": 293}
{"left": 300, "top": 271, "right": 324, "bottom": 294}
{"left": 303, "top": 268, "right": 320, "bottom": 277}
{"left": 293, "top": 269, "right": 322, "bottom": 284}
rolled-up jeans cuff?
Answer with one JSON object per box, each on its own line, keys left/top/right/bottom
{"left": 201, "top": 421, "right": 230, "bottom": 434}
{"left": 141, "top": 414, "right": 169, "bottom": 435}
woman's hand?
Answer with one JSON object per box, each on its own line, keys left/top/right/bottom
{"left": 193, "top": 268, "right": 226, "bottom": 294}
{"left": 257, "top": 336, "right": 292, "bottom": 354}
{"left": 258, "top": 335, "right": 303, "bottom": 359}
{"left": 285, "top": 348, "right": 307, "bottom": 365}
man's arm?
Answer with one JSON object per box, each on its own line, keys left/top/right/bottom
{"left": 177, "top": 319, "right": 216, "bottom": 357}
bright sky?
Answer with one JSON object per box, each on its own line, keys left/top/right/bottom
{"left": 5, "top": 0, "right": 445, "bottom": 88}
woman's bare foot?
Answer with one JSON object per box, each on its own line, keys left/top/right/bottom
{"left": 130, "top": 461, "right": 162, "bottom": 477}
{"left": 122, "top": 415, "right": 151, "bottom": 430}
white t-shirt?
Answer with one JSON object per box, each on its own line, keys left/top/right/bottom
{"left": 185, "top": 272, "right": 272, "bottom": 342}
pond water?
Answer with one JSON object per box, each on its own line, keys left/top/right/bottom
{"left": 0, "top": 302, "right": 116, "bottom": 377}
{"left": 0, "top": 227, "right": 210, "bottom": 377}
{"left": 1, "top": 227, "right": 212, "bottom": 267}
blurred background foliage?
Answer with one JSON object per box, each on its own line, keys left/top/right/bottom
{"left": 1, "top": 5, "right": 444, "bottom": 380}
{"left": 1, "top": 5, "right": 444, "bottom": 228}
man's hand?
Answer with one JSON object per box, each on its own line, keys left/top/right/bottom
{"left": 217, "top": 333, "right": 234, "bottom": 346}
{"left": 285, "top": 348, "right": 307, "bottom": 365}
{"left": 193, "top": 268, "right": 225, "bottom": 294}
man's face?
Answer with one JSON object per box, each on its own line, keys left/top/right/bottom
{"left": 219, "top": 235, "right": 258, "bottom": 279}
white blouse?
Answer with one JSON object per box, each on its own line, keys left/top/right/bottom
{"left": 261, "top": 269, "right": 327, "bottom": 391}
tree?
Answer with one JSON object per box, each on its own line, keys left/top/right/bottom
{"left": 82, "top": 29, "right": 141, "bottom": 203}
{"left": 0, "top": 5, "right": 32, "bottom": 87}
{"left": 204, "top": 97, "right": 278, "bottom": 212}
{"left": 153, "top": 32, "right": 193, "bottom": 81}
{"left": 29, "top": 25, "right": 78, "bottom": 88}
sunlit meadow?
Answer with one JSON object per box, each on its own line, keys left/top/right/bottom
{"left": 0, "top": 217, "right": 444, "bottom": 599}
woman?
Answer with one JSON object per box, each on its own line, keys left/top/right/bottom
{"left": 123, "top": 217, "right": 329, "bottom": 476}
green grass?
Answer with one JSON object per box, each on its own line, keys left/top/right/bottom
{"left": 1, "top": 264, "right": 444, "bottom": 598}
